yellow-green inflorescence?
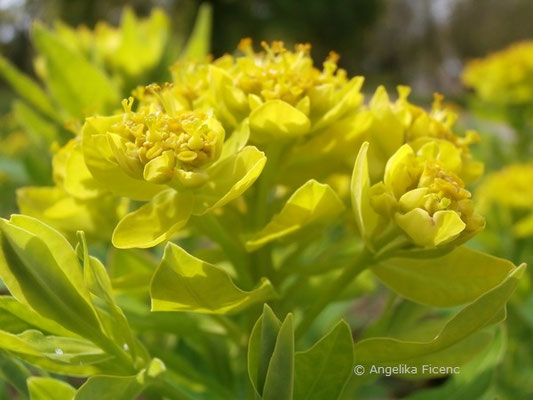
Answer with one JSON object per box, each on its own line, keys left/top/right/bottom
{"left": 225, "top": 39, "right": 346, "bottom": 108}
{"left": 199, "top": 39, "right": 364, "bottom": 142}
{"left": 108, "top": 86, "right": 224, "bottom": 187}
{"left": 462, "top": 41, "right": 533, "bottom": 106}
{"left": 363, "top": 86, "right": 483, "bottom": 184}
{"left": 369, "top": 141, "right": 485, "bottom": 248}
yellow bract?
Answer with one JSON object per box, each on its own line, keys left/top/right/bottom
{"left": 368, "top": 143, "right": 484, "bottom": 247}
{"left": 462, "top": 41, "right": 533, "bottom": 105}
{"left": 363, "top": 86, "right": 483, "bottom": 184}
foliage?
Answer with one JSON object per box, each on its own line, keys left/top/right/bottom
{"left": 0, "top": 5, "right": 529, "bottom": 400}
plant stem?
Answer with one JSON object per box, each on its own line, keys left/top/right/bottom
{"left": 251, "top": 143, "right": 285, "bottom": 283}
{"left": 295, "top": 246, "right": 374, "bottom": 339}
{"left": 194, "top": 213, "right": 252, "bottom": 288}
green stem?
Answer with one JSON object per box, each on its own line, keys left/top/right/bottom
{"left": 295, "top": 246, "right": 374, "bottom": 339}
{"left": 250, "top": 143, "right": 285, "bottom": 283}
{"left": 253, "top": 143, "right": 284, "bottom": 228}
{"left": 193, "top": 214, "right": 252, "bottom": 288}
{"left": 92, "top": 334, "right": 136, "bottom": 374}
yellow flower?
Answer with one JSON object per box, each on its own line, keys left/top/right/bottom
{"left": 82, "top": 84, "right": 267, "bottom": 248}
{"left": 362, "top": 86, "right": 483, "bottom": 184}
{"left": 354, "top": 141, "right": 484, "bottom": 249}
{"left": 109, "top": 91, "right": 224, "bottom": 187}
{"left": 476, "top": 163, "right": 533, "bottom": 238}
{"left": 209, "top": 39, "right": 364, "bottom": 142}
{"left": 462, "top": 41, "right": 533, "bottom": 105}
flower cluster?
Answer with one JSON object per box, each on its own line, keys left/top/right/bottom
{"left": 462, "top": 41, "right": 533, "bottom": 105}
{"left": 109, "top": 92, "right": 224, "bottom": 187}
{"left": 362, "top": 86, "right": 483, "bottom": 183}
{"left": 208, "top": 39, "right": 364, "bottom": 142}
{"left": 73, "top": 39, "right": 486, "bottom": 251}
{"left": 369, "top": 142, "right": 485, "bottom": 247}
{"left": 82, "top": 82, "right": 266, "bottom": 248}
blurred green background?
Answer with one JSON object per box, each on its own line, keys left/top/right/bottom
{"left": 3, "top": 0, "right": 533, "bottom": 106}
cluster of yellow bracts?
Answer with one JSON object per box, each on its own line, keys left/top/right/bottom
{"left": 19, "top": 40, "right": 487, "bottom": 250}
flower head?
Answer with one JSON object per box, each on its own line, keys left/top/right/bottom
{"left": 363, "top": 86, "right": 483, "bottom": 184}
{"left": 109, "top": 91, "right": 224, "bottom": 187}
{"left": 82, "top": 84, "right": 266, "bottom": 248}
{"left": 462, "top": 41, "right": 533, "bottom": 105}
{"left": 209, "top": 39, "right": 364, "bottom": 142}
{"left": 369, "top": 142, "right": 485, "bottom": 248}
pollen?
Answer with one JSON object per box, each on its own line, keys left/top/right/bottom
{"left": 111, "top": 98, "right": 222, "bottom": 170}
{"left": 226, "top": 39, "right": 347, "bottom": 106}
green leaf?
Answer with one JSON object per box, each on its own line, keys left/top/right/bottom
{"left": 246, "top": 180, "right": 345, "bottom": 251}
{"left": 354, "top": 264, "right": 525, "bottom": 372}
{"left": 372, "top": 246, "right": 516, "bottom": 307}
{"left": 350, "top": 142, "right": 379, "bottom": 244}
{"left": 262, "top": 314, "right": 294, "bottom": 400}
{"left": 0, "top": 215, "right": 103, "bottom": 341}
{"left": 75, "top": 375, "right": 143, "bottom": 400}
{"left": 193, "top": 146, "right": 266, "bottom": 214}
{"left": 0, "top": 330, "right": 113, "bottom": 376}
{"left": 220, "top": 121, "right": 250, "bottom": 160}
{"left": 0, "top": 351, "right": 31, "bottom": 397}
{"left": 13, "top": 101, "right": 60, "bottom": 146}
{"left": 0, "top": 296, "right": 75, "bottom": 336}
{"left": 28, "top": 377, "right": 76, "bottom": 400}
{"left": 82, "top": 116, "right": 165, "bottom": 201}
{"left": 406, "top": 326, "right": 506, "bottom": 400}
{"left": 77, "top": 232, "right": 139, "bottom": 365}
{"left": 112, "top": 190, "right": 193, "bottom": 249}
{"left": 16, "top": 186, "right": 124, "bottom": 240}
{"left": 151, "top": 243, "right": 275, "bottom": 314}
{"left": 32, "top": 23, "right": 119, "bottom": 119}
{"left": 181, "top": 3, "right": 212, "bottom": 60}
{"left": 248, "top": 304, "right": 282, "bottom": 395}
{"left": 294, "top": 320, "right": 354, "bottom": 400}
{"left": 0, "top": 55, "right": 58, "bottom": 120}
{"left": 63, "top": 140, "right": 104, "bottom": 200}
{"left": 114, "top": 8, "right": 169, "bottom": 77}
{"left": 249, "top": 100, "right": 311, "bottom": 143}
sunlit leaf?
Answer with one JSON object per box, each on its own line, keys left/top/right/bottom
{"left": 112, "top": 190, "right": 193, "bottom": 249}
{"left": 151, "top": 243, "right": 275, "bottom": 314}
{"left": 246, "top": 180, "right": 345, "bottom": 251}
{"left": 354, "top": 264, "right": 525, "bottom": 373}
{"left": 0, "top": 55, "right": 58, "bottom": 120}
{"left": 193, "top": 146, "right": 266, "bottom": 214}
{"left": 181, "top": 3, "right": 212, "bottom": 60}
{"left": 373, "top": 246, "right": 516, "bottom": 307}
{"left": 350, "top": 142, "right": 379, "bottom": 244}
{"left": 249, "top": 100, "right": 311, "bottom": 143}
{"left": 0, "top": 215, "right": 102, "bottom": 341}
{"left": 32, "top": 23, "right": 119, "bottom": 118}
{"left": 28, "top": 377, "right": 76, "bottom": 400}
